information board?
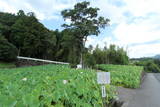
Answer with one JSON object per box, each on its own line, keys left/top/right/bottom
{"left": 97, "top": 72, "right": 110, "bottom": 84}
{"left": 77, "top": 64, "right": 82, "bottom": 69}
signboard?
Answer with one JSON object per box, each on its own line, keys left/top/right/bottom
{"left": 77, "top": 64, "right": 82, "bottom": 69}
{"left": 97, "top": 72, "right": 110, "bottom": 84}
{"left": 97, "top": 72, "right": 110, "bottom": 104}
{"left": 101, "top": 85, "right": 106, "bottom": 97}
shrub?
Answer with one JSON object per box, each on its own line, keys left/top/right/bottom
{"left": 135, "top": 59, "right": 160, "bottom": 73}
{"left": 0, "top": 35, "right": 18, "bottom": 62}
{"left": 145, "top": 62, "right": 160, "bottom": 73}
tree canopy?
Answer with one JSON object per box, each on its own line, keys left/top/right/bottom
{"left": 61, "top": 1, "right": 109, "bottom": 40}
{"left": 0, "top": 2, "right": 129, "bottom": 67}
{"left": 0, "top": 10, "right": 57, "bottom": 60}
{"left": 61, "top": 1, "right": 110, "bottom": 66}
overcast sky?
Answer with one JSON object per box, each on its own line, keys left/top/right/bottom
{"left": 0, "top": 0, "right": 160, "bottom": 58}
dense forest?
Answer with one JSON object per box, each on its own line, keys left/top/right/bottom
{"left": 0, "top": 1, "right": 129, "bottom": 67}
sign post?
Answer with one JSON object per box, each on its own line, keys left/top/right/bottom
{"left": 97, "top": 72, "right": 110, "bottom": 107}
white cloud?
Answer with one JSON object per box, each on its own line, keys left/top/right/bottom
{"left": 111, "top": 0, "right": 160, "bottom": 58}
{"left": 91, "top": 0, "right": 160, "bottom": 58}
{"left": 122, "top": 0, "right": 160, "bottom": 17}
{"left": 24, "top": 3, "right": 46, "bottom": 20}
{"left": 129, "top": 43, "right": 160, "bottom": 58}
{"left": 0, "top": 0, "right": 17, "bottom": 13}
{"left": 91, "top": 0, "right": 126, "bottom": 25}
{"left": 113, "top": 17, "right": 160, "bottom": 45}
{"left": 0, "top": 0, "right": 77, "bottom": 20}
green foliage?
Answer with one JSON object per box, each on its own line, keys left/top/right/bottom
{"left": 0, "top": 62, "right": 16, "bottom": 68}
{"left": 62, "top": 29, "right": 82, "bottom": 64}
{"left": 92, "top": 45, "right": 106, "bottom": 64}
{"left": 154, "top": 59, "right": 160, "bottom": 66}
{"left": 0, "top": 10, "right": 57, "bottom": 60}
{"left": 134, "top": 59, "right": 160, "bottom": 73}
{"left": 86, "top": 44, "right": 129, "bottom": 66}
{"left": 105, "top": 44, "right": 129, "bottom": 65}
{"left": 0, "top": 2, "right": 110, "bottom": 66}
{"left": 11, "top": 11, "right": 56, "bottom": 58}
{"left": 97, "top": 64, "right": 143, "bottom": 88}
{"left": 144, "top": 62, "right": 160, "bottom": 73}
{"left": 0, "top": 3, "right": 110, "bottom": 65}
{"left": 0, "top": 12, "right": 17, "bottom": 40}
{"left": 0, "top": 64, "right": 116, "bottom": 106}
{"left": 0, "top": 2, "right": 129, "bottom": 68}
{"left": 0, "top": 36, "right": 18, "bottom": 62}
{"left": 61, "top": 1, "right": 109, "bottom": 65}
{"left": 61, "top": 1, "right": 109, "bottom": 39}
{"left": 84, "top": 52, "right": 96, "bottom": 68}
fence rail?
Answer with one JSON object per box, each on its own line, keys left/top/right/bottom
{"left": 17, "top": 56, "right": 69, "bottom": 65}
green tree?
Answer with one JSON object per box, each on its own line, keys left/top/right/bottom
{"left": 91, "top": 44, "right": 129, "bottom": 65}
{"left": 10, "top": 10, "right": 57, "bottom": 59}
{"left": 0, "top": 12, "right": 17, "bottom": 41}
{"left": 145, "top": 62, "right": 160, "bottom": 73}
{"left": 107, "top": 44, "right": 117, "bottom": 64}
{"left": 116, "top": 47, "right": 129, "bottom": 65}
{"left": 92, "top": 45, "right": 103, "bottom": 64}
{"left": 60, "top": 29, "right": 82, "bottom": 64}
{"left": 84, "top": 52, "right": 96, "bottom": 68}
{"left": 0, "top": 35, "right": 18, "bottom": 62}
{"left": 61, "top": 1, "right": 110, "bottom": 67}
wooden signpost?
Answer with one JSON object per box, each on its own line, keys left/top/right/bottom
{"left": 97, "top": 72, "right": 110, "bottom": 107}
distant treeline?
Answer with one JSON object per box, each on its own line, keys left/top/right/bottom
{"left": 0, "top": 10, "right": 83, "bottom": 63}
{"left": 0, "top": 1, "right": 130, "bottom": 67}
{"left": 0, "top": 10, "right": 57, "bottom": 61}
{"left": 0, "top": 10, "right": 129, "bottom": 66}
{"left": 132, "top": 58, "right": 160, "bottom": 73}
{"left": 83, "top": 44, "right": 129, "bottom": 68}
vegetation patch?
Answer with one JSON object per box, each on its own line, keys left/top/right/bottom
{"left": 0, "top": 64, "right": 116, "bottom": 106}
{"left": 97, "top": 64, "right": 143, "bottom": 88}
{"left": 0, "top": 62, "right": 16, "bottom": 69}
{"left": 133, "top": 58, "right": 160, "bottom": 73}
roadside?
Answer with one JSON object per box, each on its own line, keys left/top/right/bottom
{"left": 117, "top": 73, "right": 160, "bottom": 107}
{"left": 117, "top": 87, "right": 136, "bottom": 107}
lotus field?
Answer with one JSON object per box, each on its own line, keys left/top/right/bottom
{"left": 97, "top": 64, "right": 144, "bottom": 88}
{"left": 0, "top": 64, "right": 116, "bottom": 107}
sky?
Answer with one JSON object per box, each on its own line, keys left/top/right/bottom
{"left": 0, "top": 0, "right": 160, "bottom": 58}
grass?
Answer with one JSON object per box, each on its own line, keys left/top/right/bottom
{"left": 97, "top": 64, "right": 144, "bottom": 88}
{"left": 0, "top": 64, "right": 116, "bottom": 106}
{"left": 0, "top": 62, "right": 16, "bottom": 69}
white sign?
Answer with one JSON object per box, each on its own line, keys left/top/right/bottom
{"left": 77, "top": 64, "right": 82, "bottom": 69}
{"left": 97, "top": 72, "right": 110, "bottom": 84}
{"left": 101, "top": 85, "right": 106, "bottom": 98}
